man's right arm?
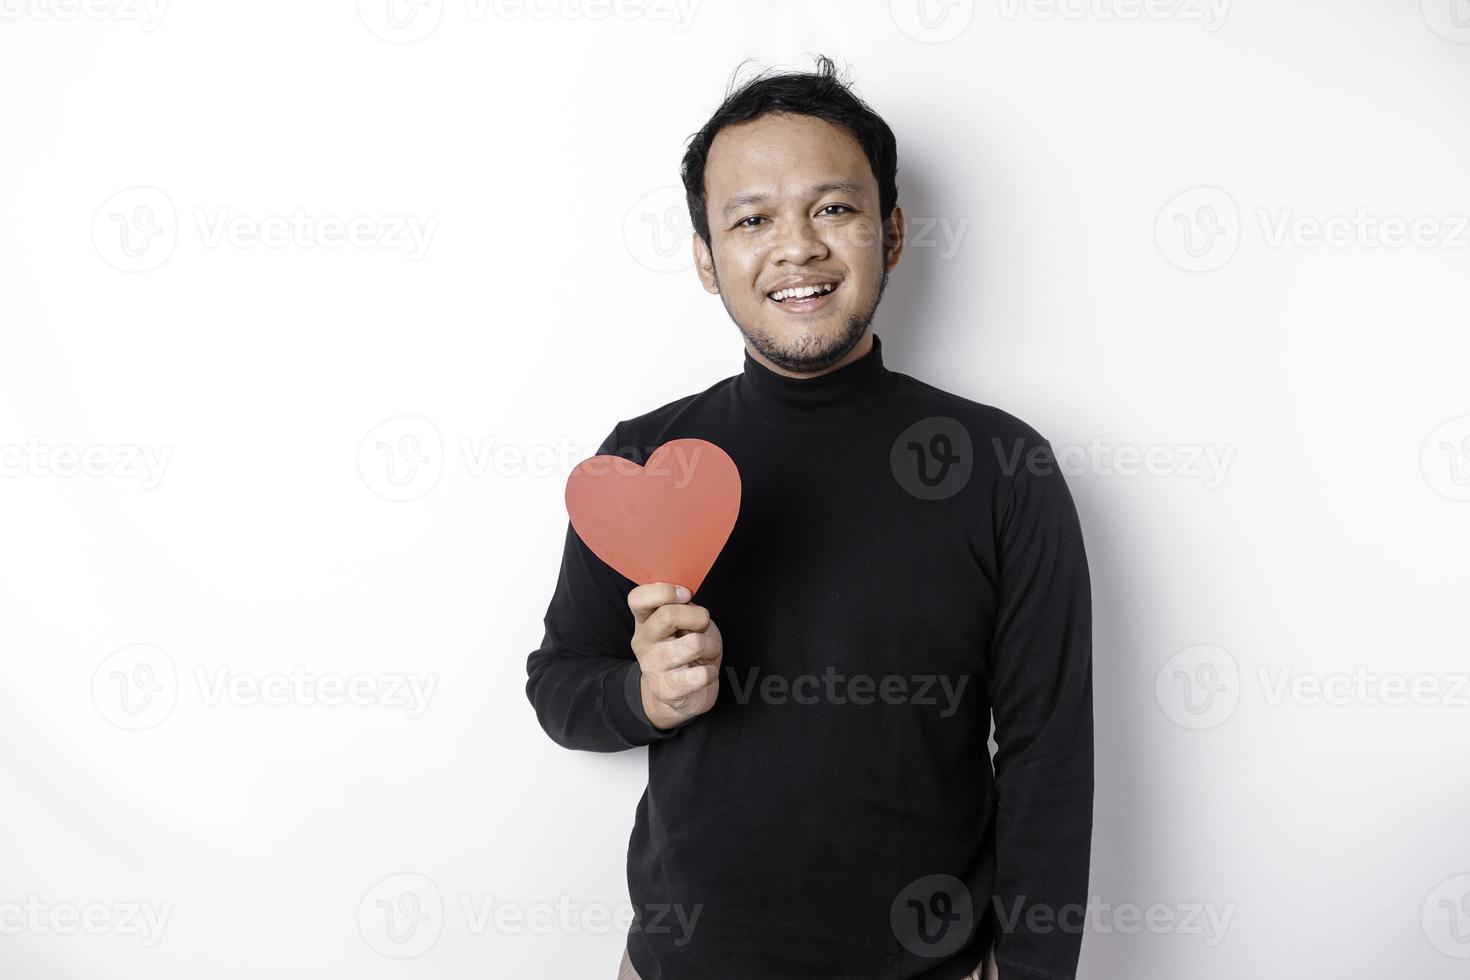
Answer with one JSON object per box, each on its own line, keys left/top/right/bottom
{"left": 522, "top": 425, "right": 679, "bottom": 751}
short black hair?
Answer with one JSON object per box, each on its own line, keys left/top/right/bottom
{"left": 680, "top": 55, "right": 900, "bottom": 256}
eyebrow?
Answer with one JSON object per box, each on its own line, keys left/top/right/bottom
{"left": 720, "top": 179, "right": 867, "bottom": 216}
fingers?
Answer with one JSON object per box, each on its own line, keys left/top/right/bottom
{"left": 657, "top": 659, "right": 721, "bottom": 701}
{"left": 628, "top": 582, "right": 691, "bottom": 624}
{"left": 628, "top": 585, "right": 711, "bottom": 641}
{"left": 644, "top": 629, "right": 722, "bottom": 673}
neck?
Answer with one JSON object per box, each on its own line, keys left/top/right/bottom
{"left": 735, "top": 330, "right": 897, "bottom": 422}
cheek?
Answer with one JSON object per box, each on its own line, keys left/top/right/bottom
{"left": 830, "top": 218, "right": 883, "bottom": 256}
{"left": 714, "top": 245, "right": 763, "bottom": 293}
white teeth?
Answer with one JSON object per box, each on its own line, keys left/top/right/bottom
{"left": 770, "top": 282, "right": 836, "bottom": 302}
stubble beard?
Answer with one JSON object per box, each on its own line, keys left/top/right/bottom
{"left": 715, "top": 257, "right": 890, "bottom": 375}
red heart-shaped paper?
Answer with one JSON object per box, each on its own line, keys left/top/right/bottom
{"left": 565, "top": 437, "right": 740, "bottom": 596}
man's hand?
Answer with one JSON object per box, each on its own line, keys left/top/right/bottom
{"left": 628, "top": 582, "right": 723, "bottom": 730}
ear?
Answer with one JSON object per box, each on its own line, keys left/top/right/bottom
{"left": 692, "top": 233, "right": 720, "bottom": 294}
{"left": 883, "top": 204, "right": 907, "bottom": 272}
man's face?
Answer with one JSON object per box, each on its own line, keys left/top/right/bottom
{"left": 693, "top": 111, "right": 904, "bottom": 375}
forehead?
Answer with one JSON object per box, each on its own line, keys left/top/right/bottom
{"left": 704, "top": 112, "right": 875, "bottom": 205}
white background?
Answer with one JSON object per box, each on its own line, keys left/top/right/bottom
{"left": 2, "top": 1, "right": 1469, "bottom": 977}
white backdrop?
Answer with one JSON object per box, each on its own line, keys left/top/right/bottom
{"left": 2, "top": 2, "right": 1469, "bottom": 978}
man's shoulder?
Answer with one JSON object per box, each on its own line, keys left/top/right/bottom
{"left": 593, "top": 373, "right": 739, "bottom": 458}
{"left": 890, "top": 370, "right": 1053, "bottom": 450}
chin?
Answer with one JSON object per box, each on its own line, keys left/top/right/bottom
{"left": 746, "top": 311, "right": 867, "bottom": 372}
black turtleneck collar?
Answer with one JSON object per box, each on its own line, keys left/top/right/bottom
{"left": 735, "top": 332, "right": 899, "bottom": 422}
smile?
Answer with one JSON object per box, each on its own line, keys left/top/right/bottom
{"left": 766, "top": 280, "right": 840, "bottom": 313}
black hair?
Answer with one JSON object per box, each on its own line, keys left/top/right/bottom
{"left": 680, "top": 55, "right": 900, "bottom": 256}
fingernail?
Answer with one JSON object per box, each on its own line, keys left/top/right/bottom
{"left": 675, "top": 586, "right": 691, "bottom": 601}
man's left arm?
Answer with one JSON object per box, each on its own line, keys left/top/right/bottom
{"left": 985, "top": 438, "right": 1094, "bottom": 980}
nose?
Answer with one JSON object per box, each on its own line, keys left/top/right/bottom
{"left": 771, "top": 212, "right": 828, "bottom": 265}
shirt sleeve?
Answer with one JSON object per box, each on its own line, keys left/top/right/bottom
{"left": 986, "top": 438, "right": 1094, "bottom": 980}
{"left": 524, "top": 424, "right": 688, "bottom": 752}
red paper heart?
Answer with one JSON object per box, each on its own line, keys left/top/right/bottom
{"left": 565, "top": 437, "right": 741, "bottom": 596}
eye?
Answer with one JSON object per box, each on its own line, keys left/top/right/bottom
{"left": 735, "top": 215, "right": 766, "bottom": 229}
{"left": 818, "top": 204, "right": 854, "bottom": 216}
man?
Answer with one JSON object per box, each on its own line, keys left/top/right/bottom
{"left": 526, "top": 56, "right": 1093, "bottom": 980}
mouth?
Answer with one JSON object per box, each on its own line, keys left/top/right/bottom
{"left": 765, "top": 279, "right": 841, "bottom": 315}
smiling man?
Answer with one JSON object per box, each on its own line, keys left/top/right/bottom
{"left": 526, "top": 56, "right": 1093, "bottom": 980}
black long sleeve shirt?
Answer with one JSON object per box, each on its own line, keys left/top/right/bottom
{"left": 525, "top": 333, "right": 1093, "bottom": 980}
